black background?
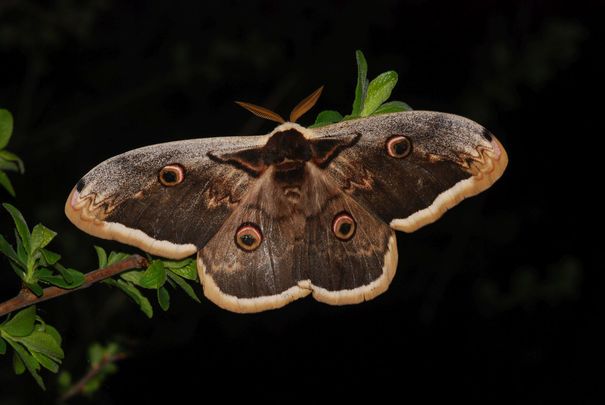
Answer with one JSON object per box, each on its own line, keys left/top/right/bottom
{"left": 0, "top": 1, "right": 601, "bottom": 403}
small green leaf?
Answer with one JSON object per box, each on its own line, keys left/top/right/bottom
{"left": 94, "top": 246, "right": 107, "bottom": 268}
{"left": 371, "top": 100, "right": 412, "bottom": 115}
{"left": 166, "top": 260, "right": 197, "bottom": 281}
{"left": 0, "top": 337, "right": 6, "bottom": 354}
{"left": 120, "top": 270, "right": 145, "bottom": 285}
{"left": 0, "top": 150, "right": 25, "bottom": 173}
{"left": 88, "top": 342, "right": 105, "bottom": 367}
{"left": 0, "top": 171, "right": 16, "bottom": 196}
{"left": 40, "top": 248, "right": 61, "bottom": 266}
{"left": 310, "top": 110, "right": 344, "bottom": 128}
{"left": 1, "top": 305, "right": 36, "bottom": 337}
{"left": 107, "top": 251, "right": 130, "bottom": 266}
{"left": 13, "top": 351, "right": 25, "bottom": 374}
{"left": 167, "top": 272, "right": 201, "bottom": 303}
{"left": 0, "top": 159, "right": 19, "bottom": 172}
{"left": 139, "top": 260, "right": 166, "bottom": 289}
{"left": 105, "top": 279, "right": 153, "bottom": 318}
{"left": 15, "top": 330, "right": 64, "bottom": 361}
{"left": 15, "top": 230, "right": 28, "bottom": 264}
{"left": 0, "top": 109, "right": 14, "bottom": 149}
{"left": 58, "top": 371, "right": 72, "bottom": 389}
{"left": 7, "top": 339, "right": 44, "bottom": 389}
{"left": 3, "top": 203, "right": 31, "bottom": 253}
{"left": 31, "top": 351, "right": 59, "bottom": 373}
{"left": 30, "top": 224, "right": 57, "bottom": 253}
{"left": 0, "top": 234, "right": 19, "bottom": 263}
{"left": 25, "top": 282, "right": 43, "bottom": 297}
{"left": 43, "top": 325, "right": 62, "bottom": 346}
{"left": 360, "top": 71, "right": 398, "bottom": 117}
{"left": 158, "top": 287, "right": 170, "bottom": 311}
{"left": 54, "top": 265, "right": 85, "bottom": 288}
{"left": 352, "top": 50, "right": 369, "bottom": 116}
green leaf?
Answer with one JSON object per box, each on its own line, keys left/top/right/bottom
{"left": 158, "top": 287, "right": 170, "bottom": 311}
{"left": 58, "top": 371, "right": 72, "bottom": 389}
{"left": 0, "top": 109, "right": 14, "bottom": 149}
{"left": 53, "top": 265, "right": 85, "bottom": 288}
{"left": 0, "top": 337, "right": 6, "bottom": 354}
{"left": 107, "top": 251, "right": 130, "bottom": 266}
{"left": 0, "top": 171, "right": 16, "bottom": 196}
{"left": 31, "top": 351, "right": 59, "bottom": 373}
{"left": 43, "top": 324, "right": 62, "bottom": 346}
{"left": 372, "top": 100, "right": 412, "bottom": 115}
{"left": 139, "top": 260, "right": 166, "bottom": 289}
{"left": 25, "top": 282, "right": 43, "bottom": 297}
{"left": 166, "top": 260, "right": 197, "bottom": 281}
{"left": 0, "top": 234, "right": 19, "bottom": 263}
{"left": 8, "top": 339, "right": 45, "bottom": 389}
{"left": 3, "top": 203, "right": 30, "bottom": 253}
{"left": 352, "top": 50, "right": 369, "bottom": 116}
{"left": 167, "top": 272, "right": 201, "bottom": 303}
{"left": 15, "top": 330, "right": 64, "bottom": 361}
{"left": 38, "top": 270, "right": 84, "bottom": 289}
{"left": 94, "top": 246, "right": 107, "bottom": 268}
{"left": 120, "top": 270, "right": 145, "bottom": 285}
{"left": 13, "top": 351, "right": 25, "bottom": 374}
{"left": 88, "top": 342, "right": 105, "bottom": 367}
{"left": 40, "top": 248, "right": 61, "bottom": 266}
{"left": 30, "top": 224, "right": 57, "bottom": 253}
{"left": 0, "top": 150, "right": 24, "bottom": 173}
{"left": 105, "top": 279, "right": 153, "bottom": 318}
{"left": 310, "top": 110, "right": 344, "bottom": 128}
{"left": 35, "top": 321, "right": 62, "bottom": 346}
{"left": 0, "top": 159, "right": 19, "bottom": 172}
{"left": 360, "top": 71, "right": 398, "bottom": 117}
{"left": 1, "top": 305, "right": 36, "bottom": 337}
{"left": 15, "top": 229, "right": 28, "bottom": 264}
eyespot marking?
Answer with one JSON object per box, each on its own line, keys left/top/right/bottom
{"left": 332, "top": 212, "right": 356, "bottom": 241}
{"left": 235, "top": 223, "right": 263, "bottom": 252}
{"left": 159, "top": 164, "right": 185, "bottom": 186}
{"left": 386, "top": 135, "right": 412, "bottom": 159}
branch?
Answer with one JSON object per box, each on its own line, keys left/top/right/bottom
{"left": 60, "top": 351, "right": 128, "bottom": 402}
{"left": 0, "top": 255, "right": 149, "bottom": 317}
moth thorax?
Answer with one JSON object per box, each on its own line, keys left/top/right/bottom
{"left": 264, "top": 129, "right": 312, "bottom": 165}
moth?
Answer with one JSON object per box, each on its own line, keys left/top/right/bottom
{"left": 65, "top": 87, "right": 508, "bottom": 313}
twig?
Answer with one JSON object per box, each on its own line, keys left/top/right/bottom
{"left": 0, "top": 255, "right": 149, "bottom": 317}
{"left": 60, "top": 352, "right": 128, "bottom": 402}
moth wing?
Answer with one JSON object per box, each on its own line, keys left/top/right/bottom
{"left": 65, "top": 135, "right": 268, "bottom": 259}
{"left": 310, "top": 111, "right": 508, "bottom": 232}
{"left": 198, "top": 165, "right": 397, "bottom": 313}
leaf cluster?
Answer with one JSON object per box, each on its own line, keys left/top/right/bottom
{"left": 311, "top": 50, "right": 412, "bottom": 128}
{"left": 0, "top": 109, "right": 25, "bottom": 196}
{"left": 0, "top": 204, "right": 85, "bottom": 296}
{"left": 97, "top": 247, "right": 200, "bottom": 318}
{"left": 0, "top": 306, "right": 63, "bottom": 389}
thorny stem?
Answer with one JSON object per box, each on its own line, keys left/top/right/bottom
{"left": 0, "top": 255, "right": 149, "bottom": 317}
